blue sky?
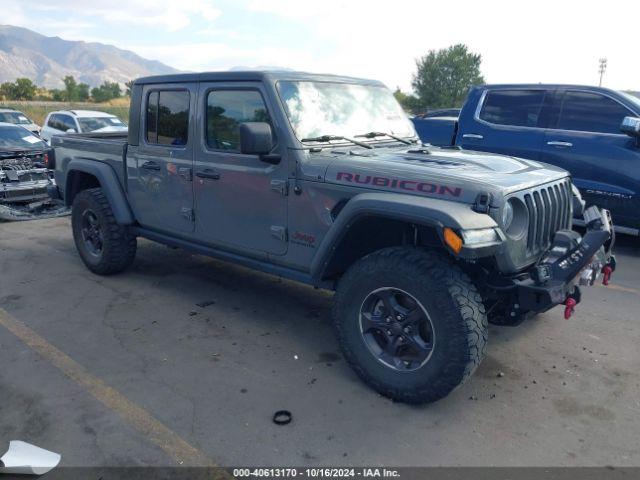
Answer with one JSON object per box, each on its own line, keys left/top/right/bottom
{"left": 4, "top": 0, "right": 640, "bottom": 92}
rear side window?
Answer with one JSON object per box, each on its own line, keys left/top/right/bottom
{"left": 555, "top": 91, "right": 632, "bottom": 134}
{"left": 146, "top": 90, "right": 190, "bottom": 146}
{"left": 206, "top": 90, "right": 272, "bottom": 151}
{"left": 47, "top": 114, "right": 59, "bottom": 128}
{"left": 48, "top": 114, "right": 75, "bottom": 131}
{"left": 479, "top": 90, "right": 546, "bottom": 127}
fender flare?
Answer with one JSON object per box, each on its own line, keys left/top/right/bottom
{"left": 65, "top": 159, "right": 134, "bottom": 225}
{"left": 310, "top": 192, "right": 498, "bottom": 280}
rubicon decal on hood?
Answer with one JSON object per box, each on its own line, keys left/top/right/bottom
{"left": 336, "top": 172, "right": 462, "bottom": 197}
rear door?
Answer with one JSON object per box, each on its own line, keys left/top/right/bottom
{"left": 541, "top": 89, "right": 640, "bottom": 229}
{"left": 193, "top": 82, "right": 288, "bottom": 255}
{"left": 459, "top": 88, "right": 551, "bottom": 160}
{"left": 42, "top": 114, "right": 65, "bottom": 142}
{"left": 126, "top": 84, "right": 196, "bottom": 233}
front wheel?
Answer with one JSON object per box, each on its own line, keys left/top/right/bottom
{"left": 333, "top": 247, "right": 487, "bottom": 404}
{"left": 71, "top": 188, "right": 137, "bottom": 275}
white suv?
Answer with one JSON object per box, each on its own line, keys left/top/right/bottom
{"left": 41, "top": 110, "right": 127, "bottom": 143}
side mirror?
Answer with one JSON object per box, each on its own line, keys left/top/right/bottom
{"left": 66, "top": 128, "right": 76, "bottom": 133}
{"left": 239, "top": 122, "right": 280, "bottom": 164}
{"left": 620, "top": 116, "right": 640, "bottom": 138}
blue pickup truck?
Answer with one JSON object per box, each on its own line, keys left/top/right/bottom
{"left": 413, "top": 85, "right": 640, "bottom": 234}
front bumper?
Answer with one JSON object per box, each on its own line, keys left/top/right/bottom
{"left": 513, "top": 206, "right": 615, "bottom": 315}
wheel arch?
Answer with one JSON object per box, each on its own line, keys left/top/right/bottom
{"left": 310, "top": 192, "right": 496, "bottom": 283}
{"left": 65, "top": 160, "right": 134, "bottom": 225}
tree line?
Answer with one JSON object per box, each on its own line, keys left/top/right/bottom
{"left": 0, "top": 76, "right": 134, "bottom": 102}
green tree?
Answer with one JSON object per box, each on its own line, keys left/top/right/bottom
{"left": 125, "top": 80, "right": 134, "bottom": 96}
{"left": 0, "top": 78, "right": 38, "bottom": 100}
{"left": 63, "top": 75, "right": 79, "bottom": 101}
{"left": 77, "top": 83, "right": 90, "bottom": 101}
{"left": 91, "top": 81, "right": 122, "bottom": 102}
{"left": 411, "top": 44, "right": 484, "bottom": 110}
{"left": 393, "top": 87, "right": 420, "bottom": 113}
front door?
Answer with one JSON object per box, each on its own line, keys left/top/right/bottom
{"left": 127, "top": 84, "right": 196, "bottom": 233}
{"left": 541, "top": 89, "right": 640, "bottom": 229}
{"left": 193, "top": 82, "right": 288, "bottom": 255}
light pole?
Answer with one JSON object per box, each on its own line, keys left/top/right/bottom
{"left": 598, "top": 58, "right": 608, "bottom": 87}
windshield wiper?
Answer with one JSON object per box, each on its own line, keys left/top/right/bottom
{"left": 354, "top": 131, "right": 413, "bottom": 145}
{"left": 300, "top": 135, "right": 373, "bottom": 150}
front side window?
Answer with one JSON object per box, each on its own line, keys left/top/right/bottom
{"left": 277, "top": 81, "right": 414, "bottom": 141}
{"left": 479, "top": 90, "right": 546, "bottom": 127}
{"left": 206, "top": 90, "right": 271, "bottom": 151}
{"left": 555, "top": 91, "right": 632, "bottom": 134}
{"left": 146, "top": 90, "right": 190, "bottom": 146}
{"left": 60, "top": 115, "right": 76, "bottom": 132}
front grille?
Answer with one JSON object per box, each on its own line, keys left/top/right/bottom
{"left": 522, "top": 178, "right": 572, "bottom": 254}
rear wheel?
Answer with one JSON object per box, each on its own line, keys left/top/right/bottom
{"left": 333, "top": 247, "right": 488, "bottom": 404}
{"left": 72, "top": 188, "right": 136, "bottom": 275}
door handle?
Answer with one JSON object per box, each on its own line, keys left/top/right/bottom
{"left": 547, "top": 141, "right": 573, "bottom": 148}
{"left": 195, "top": 169, "right": 221, "bottom": 180}
{"left": 141, "top": 161, "right": 161, "bottom": 170}
{"left": 462, "top": 133, "right": 484, "bottom": 140}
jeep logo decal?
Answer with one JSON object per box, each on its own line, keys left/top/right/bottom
{"left": 336, "top": 172, "right": 462, "bottom": 197}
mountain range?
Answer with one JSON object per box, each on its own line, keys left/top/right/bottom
{"left": 0, "top": 25, "right": 178, "bottom": 89}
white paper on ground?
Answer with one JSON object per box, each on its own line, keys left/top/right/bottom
{"left": 0, "top": 440, "right": 61, "bottom": 475}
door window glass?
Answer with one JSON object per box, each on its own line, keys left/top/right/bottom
{"left": 146, "top": 90, "right": 189, "bottom": 145}
{"left": 206, "top": 90, "right": 271, "bottom": 151}
{"left": 479, "top": 90, "right": 546, "bottom": 127}
{"left": 555, "top": 91, "right": 632, "bottom": 134}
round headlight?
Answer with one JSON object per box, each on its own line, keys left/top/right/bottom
{"left": 503, "top": 198, "right": 529, "bottom": 239}
{"left": 502, "top": 201, "right": 514, "bottom": 231}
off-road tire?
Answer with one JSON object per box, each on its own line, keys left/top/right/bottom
{"left": 333, "top": 247, "right": 488, "bottom": 404}
{"left": 71, "top": 188, "right": 136, "bottom": 275}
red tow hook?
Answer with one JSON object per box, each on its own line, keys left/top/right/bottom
{"left": 563, "top": 297, "right": 577, "bottom": 320}
{"left": 601, "top": 265, "right": 613, "bottom": 286}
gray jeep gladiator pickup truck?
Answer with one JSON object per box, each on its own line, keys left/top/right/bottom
{"left": 51, "top": 71, "right": 616, "bottom": 404}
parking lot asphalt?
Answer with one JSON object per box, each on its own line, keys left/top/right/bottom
{"left": 0, "top": 217, "right": 639, "bottom": 467}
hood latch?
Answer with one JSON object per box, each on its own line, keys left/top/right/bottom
{"left": 473, "top": 192, "right": 492, "bottom": 214}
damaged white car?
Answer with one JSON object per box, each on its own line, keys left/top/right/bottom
{"left": 0, "top": 123, "right": 67, "bottom": 221}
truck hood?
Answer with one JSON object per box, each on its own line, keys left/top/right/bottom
{"left": 323, "top": 145, "right": 569, "bottom": 205}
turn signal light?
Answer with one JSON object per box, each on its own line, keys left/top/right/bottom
{"left": 443, "top": 227, "right": 463, "bottom": 254}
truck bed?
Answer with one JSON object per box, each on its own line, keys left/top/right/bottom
{"left": 52, "top": 133, "right": 129, "bottom": 200}
{"left": 411, "top": 117, "right": 457, "bottom": 147}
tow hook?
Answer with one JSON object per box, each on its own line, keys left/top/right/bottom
{"left": 563, "top": 288, "right": 582, "bottom": 320}
{"left": 601, "top": 256, "right": 616, "bottom": 286}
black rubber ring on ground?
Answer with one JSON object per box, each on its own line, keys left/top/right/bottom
{"left": 273, "top": 410, "right": 292, "bottom": 425}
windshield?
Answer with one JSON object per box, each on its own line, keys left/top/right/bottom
{"left": 77, "top": 116, "right": 127, "bottom": 133}
{"left": 277, "top": 81, "right": 416, "bottom": 143}
{"left": 619, "top": 91, "right": 640, "bottom": 113}
{"left": 0, "top": 125, "right": 47, "bottom": 149}
{"left": 0, "top": 111, "right": 33, "bottom": 125}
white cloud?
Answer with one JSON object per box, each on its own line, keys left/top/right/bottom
{"left": 5, "top": 0, "right": 221, "bottom": 31}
